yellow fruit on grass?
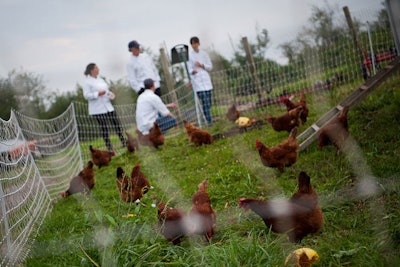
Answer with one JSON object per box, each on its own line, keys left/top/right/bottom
{"left": 235, "top": 117, "right": 251, "bottom": 127}
{"left": 285, "top": 247, "right": 319, "bottom": 267}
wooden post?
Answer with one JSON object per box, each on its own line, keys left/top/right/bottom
{"left": 242, "top": 37, "right": 262, "bottom": 102}
{"left": 159, "top": 47, "right": 182, "bottom": 123}
{"left": 160, "top": 48, "right": 175, "bottom": 94}
{"left": 343, "top": 6, "right": 366, "bottom": 74}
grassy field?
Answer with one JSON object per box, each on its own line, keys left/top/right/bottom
{"left": 26, "top": 71, "right": 400, "bottom": 266}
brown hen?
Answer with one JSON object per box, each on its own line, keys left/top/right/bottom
{"left": 116, "top": 163, "right": 151, "bottom": 202}
{"left": 61, "top": 161, "right": 95, "bottom": 198}
{"left": 136, "top": 122, "right": 165, "bottom": 149}
{"left": 154, "top": 197, "right": 188, "bottom": 245}
{"left": 226, "top": 104, "right": 240, "bottom": 122}
{"left": 267, "top": 106, "right": 303, "bottom": 132}
{"left": 239, "top": 171, "right": 323, "bottom": 242}
{"left": 125, "top": 130, "right": 139, "bottom": 152}
{"left": 318, "top": 106, "right": 350, "bottom": 153}
{"left": 89, "top": 145, "right": 113, "bottom": 168}
{"left": 183, "top": 120, "right": 214, "bottom": 146}
{"left": 282, "top": 93, "right": 309, "bottom": 123}
{"left": 256, "top": 127, "right": 299, "bottom": 172}
{"left": 189, "top": 179, "right": 216, "bottom": 240}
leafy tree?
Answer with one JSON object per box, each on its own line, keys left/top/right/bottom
{"left": 279, "top": 42, "right": 297, "bottom": 64}
{"left": 370, "top": 1, "right": 390, "bottom": 30}
{"left": 232, "top": 24, "right": 270, "bottom": 65}
{"left": 307, "top": 3, "right": 342, "bottom": 47}
{"left": 106, "top": 79, "right": 136, "bottom": 105}
{"left": 0, "top": 68, "right": 50, "bottom": 119}
{"left": 44, "top": 89, "right": 80, "bottom": 119}
{"left": 0, "top": 77, "right": 18, "bottom": 120}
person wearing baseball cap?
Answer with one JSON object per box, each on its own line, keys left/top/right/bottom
{"left": 127, "top": 40, "right": 162, "bottom": 96}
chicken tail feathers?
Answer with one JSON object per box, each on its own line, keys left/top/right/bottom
{"left": 116, "top": 167, "right": 124, "bottom": 178}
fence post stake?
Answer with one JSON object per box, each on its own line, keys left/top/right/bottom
{"left": 160, "top": 48, "right": 182, "bottom": 123}
{"left": 343, "top": 6, "right": 367, "bottom": 78}
{"left": 242, "top": 36, "right": 262, "bottom": 103}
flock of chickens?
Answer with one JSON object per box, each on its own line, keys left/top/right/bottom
{"left": 61, "top": 92, "right": 352, "bottom": 254}
{"left": 61, "top": 154, "right": 216, "bottom": 245}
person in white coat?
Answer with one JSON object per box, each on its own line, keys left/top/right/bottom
{"left": 83, "top": 63, "right": 126, "bottom": 152}
{"left": 136, "top": 78, "right": 177, "bottom": 135}
{"left": 188, "top": 36, "right": 213, "bottom": 125}
{"left": 127, "top": 40, "right": 162, "bottom": 96}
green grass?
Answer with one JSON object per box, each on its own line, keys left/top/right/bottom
{"left": 26, "top": 72, "right": 400, "bottom": 266}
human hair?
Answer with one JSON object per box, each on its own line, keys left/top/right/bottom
{"left": 84, "top": 63, "right": 96, "bottom": 76}
{"left": 190, "top": 36, "right": 200, "bottom": 45}
{"left": 144, "top": 78, "right": 154, "bottom": 89}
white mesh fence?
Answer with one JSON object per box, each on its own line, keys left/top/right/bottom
{"left": 0, "top": 105, "right": 81, "bottom": 266}
{"left": 0, "top": 113, "right": 50, "bottom": 266}
{"left": 0, "top": 5, "right": 397, "bottom": 266}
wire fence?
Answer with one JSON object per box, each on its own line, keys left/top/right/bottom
{"left": 0, "top": 5, "right": 398, "bottom": 266}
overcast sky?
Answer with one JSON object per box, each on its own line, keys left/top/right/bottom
{"left": 0, "top": 0, "right": 383, "bottom": 94}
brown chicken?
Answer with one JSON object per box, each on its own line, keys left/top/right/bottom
{"left": 318, "top": 106, "right": 350, "bottom": 152}
{"left": 256, "top": 127, "right": 299, "bottom": 172}
{"left": 238, "top": 171, "right": 323, "bottom": 242}
{"left": 267, "top": 106, "right": 303, "bottom": 132}
{"left": 226, "top": 104, "right": 240, "bottom": 122}
{"left": 136, "top": 122, "right": 165, "bottom": 149}
{"left": 116, "top": 163, "right": 151, "bottom": 202}
{"left": 183, "top": 120, "right": 214, "bottom": 146}
{"left": 282, "top": 93, "right": 309, "bottom": 123}
{"left": 189, "top": 179, "right": 216, "bottom": 240}
{"left": 89, "top": 145, "right": 113, "bottom": 168}
{"left": 61, "top": 161, "right": 95, "bottom": 198}
{"left": 154, "top": 196, "right": 188, "bottom": 245}
{"left": 125, "top": 130, "right": 139, "bottom": 152}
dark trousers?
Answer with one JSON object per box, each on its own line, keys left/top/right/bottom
{"left": 197, "top": 90, "right": 213, "bottom": 124}
{"left": 93, "top": 111, "right": 126, "bottom": 151}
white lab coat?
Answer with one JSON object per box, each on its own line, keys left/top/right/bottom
{"left": 188, "top": 49, "right": 213, "bottom": 92}
{"left": 82, "top": 76, "right": 114, "bottom": 115}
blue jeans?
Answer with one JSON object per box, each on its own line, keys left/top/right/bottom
{"left": 197, "top": 90, "right": 212, "bottom": 124}
{"left": 156, "top": 116, "right": 177, "bottom": 134}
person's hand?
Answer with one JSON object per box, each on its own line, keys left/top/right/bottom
{"left": 167, "top": 103, "right": 178, "bottom": 109}
{"left": 192, "top": 69, "right": 198, "bottom": 75}
{"left": 99, "top": 90, "right": 106, "bottom": 96}
{"left": 195, "top": 61, "right": 204, "bottom": 68}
